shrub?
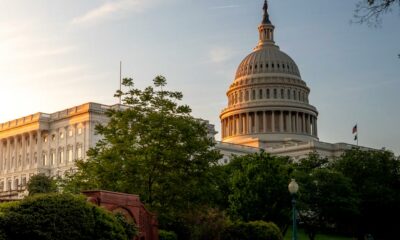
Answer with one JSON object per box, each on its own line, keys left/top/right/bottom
{"left": 159, "top": 230, "right": 177, "bottom": 240}
{"left": 222, "top": 220, "right": 283, "bottom": 240}
{"left": 27, "top": 174, "right": 57, "bottom": 195}
{"left": 0, "top": 193, "right": 129, "bottom": 240}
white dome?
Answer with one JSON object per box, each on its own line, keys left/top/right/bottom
{"left": 235, "top": 45, "right": 301, "bottom": 79}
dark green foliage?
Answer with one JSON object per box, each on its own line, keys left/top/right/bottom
{"left": 227, "top": 152, "right": 293, "bottom": 232}
{"left": 115, "top": 213, "right": 138, "bottom": 239}
{"left": 293, "top": 153, "right": 359, "bottom": 240}
{"left": 332, "top": 148, "right": 400, "bottom": 239}
{"left": 62, "top": 76, "right": 221, "bottom": 234}
{"left": 222, "top": 221, "right": 283, "bottom": 240}
{"left": 159, "top": 230, "right": 178, "bottom": 240}
{"left": 27, "top": 174, "right": 57, "bottom": 195}
{"left": 0, "top": 194, "right": 129, "bottom": 240}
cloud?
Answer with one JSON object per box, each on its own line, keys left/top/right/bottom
{"left": 210, "top": 5, "right": 241, "bottom": 10}
{"left": 72, "top": 0, "right": 160, "bottom": 25}
{"left": 209, "top": 47, "right": 234, "bottom": 63}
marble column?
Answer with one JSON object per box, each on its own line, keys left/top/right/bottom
{"left": 263, "top": 111, "right": 267, "bottom": 133}
{"left": 271, "top": 111, "right": 275, "bottom": 132}
{"left": 279, "top": 111, "right": 284, "bottom": 132}
{"left": 255, "top": 112, "right": 259, "bottom": 133}
{"left": 287, "top": 112, "right": 292, "bottom": 133}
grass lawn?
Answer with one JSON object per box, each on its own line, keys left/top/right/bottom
{"left": 284, "top": 228, "right": 353, "bottom": 240}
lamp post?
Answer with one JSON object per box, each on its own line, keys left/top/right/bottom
{"left": 288, "top": 179, "right": 299, "bottom": 240}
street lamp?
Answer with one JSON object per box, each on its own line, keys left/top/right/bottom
{"left": 288, "top": 179, "right": 299, "bottom": 240}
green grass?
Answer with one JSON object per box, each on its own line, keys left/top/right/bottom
{"left": 284, "top": 228, "right": 353, "bottom": 240}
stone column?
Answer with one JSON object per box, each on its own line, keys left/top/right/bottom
{"left": 13, "top": 136, "right": 17, "bottom": 170}
{"left": 37, "top": 130, "right": 42, "bottom": 167}
{"left": 287, "top": 112, "right": 292, "bottom": 133}
{"left": 271, "top": 111, "right": 275, "bottom": 132}
{"left": 238, "top": 115, "right": 243, "bottom": 134}
{"left": 279, "top": 111, "right": 284, "bottom": 132}
{"left": 246, "top": 113, "right": 249, "bottom": 134}
{"left": 255, "top": 112, "right": 259, "bottom": 133}
{"left": 263, "top": 111, "right": 267, "bottom": 133}
{"left": 307, "top": 114, "right": 311, "bottom": 134}
{"left": 21, "top": 134, "right": 25, "bottom": 169}
{"left": 28, "top": 132, "right": 33, "bottom": 168}
{"left": 6, "top": 138, "right": 10, "bottom": 171}
{"left": 314, "top": 117, "right": 318, "bottom": 137}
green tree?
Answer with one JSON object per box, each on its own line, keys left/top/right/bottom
{"left": 63, "top": 76, "right": 221, "bottom": 232}
{"left": 0, "top": 194, "right": 129, "bottom": 240}
{"left": 293, "top": 154, "right": 359, "bottom": 240}
{"left": 227, "top": 152, "right": 293, "bottom": 232}
{"left": 27, "top": 174, "right": 57, "bottom": 196}
{"left": 333, "top": 148, "right": 400, "bottom": 239}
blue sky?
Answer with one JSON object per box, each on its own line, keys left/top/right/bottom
{"left": 0, "top": 0, "right": 399, "bottom": 154}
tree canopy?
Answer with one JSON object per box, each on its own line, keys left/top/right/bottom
{"left": 63, "top": 76, "right": 221, "bottom": 232}
{"left": 227, "top": 152, "right": 293, "bottom": 232}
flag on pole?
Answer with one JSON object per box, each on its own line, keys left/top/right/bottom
{"left": 352, "top": 124, "right": 357, "bottom": 134}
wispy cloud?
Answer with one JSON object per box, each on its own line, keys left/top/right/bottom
{"left": 72, "top": 0, "right": 162, "bottom": 25}
{"left": 209, "top": 47, "right": 235, "bottom": 63}
{"left": 210, "top": 5, "right": 240, "bottom": 10}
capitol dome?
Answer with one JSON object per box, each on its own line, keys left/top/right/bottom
{"left": 235, "top": 46, "right": 301, "bottom": 79}
{"left": 220, "top": 0, "right": 319, "bottom": 148}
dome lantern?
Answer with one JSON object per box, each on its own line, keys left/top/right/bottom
{"left": 257, "top": 0, "right": 275, "bottom": 49}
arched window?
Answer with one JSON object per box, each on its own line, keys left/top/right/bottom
{"left": 273, "top": 89, "right": 277, "bottom": 99}
{"left": 281, "top": 89, "right": 284, "bottom": 98}
{"left": 252, "top": 90, "right": 256, "bottom": 100}
{"left": 259, "top": 89, "right": 263, "bottom": 99}
{"left": 267, "top": 89, "right": 270, "bottom": 98}
{"left": 245, "top": 91, "right": 249, "bottom": 101}
{"left": 288, "top": 89, "right": 291, "bottom": 99}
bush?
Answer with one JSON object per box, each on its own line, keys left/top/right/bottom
{"left": 27, "top": 174, "right": 57, "bottom": 195}
{"left": 159, "top": 230, "right": 177, "bottom": 240}
{"left": 222, "top": 220, "right": 283, "bottom": 240}
{"left": 0, "top": 193, "right": 130, "bottom": 240}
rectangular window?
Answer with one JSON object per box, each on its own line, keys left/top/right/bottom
{"left": 59, "top": 151, "right": 64, "bottom": 163}
{"left": 77, "top": 146, "right": 82, "bottom": 159}
{"left": 68, "top": 129, "right": 73, "bottom": 137}
{"left": 78, "top": 127, "right": 82, "bottom": 135}
{"left": 68, "top": 149, "right": 73, "bottom": 162}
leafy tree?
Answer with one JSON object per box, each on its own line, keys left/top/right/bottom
{"left": 354, "top": 0, "right": 400, "bottom": 25}
{"left": 333, "top": 148, "right": 400, "bottom": 239}
{"left": 27, "top": 174, "right": 57, "bottom": 196}
{"left": 293, "top": 154, "right": 359, "bottom": 240}
{"left": 227, "top": 152, "right": 293, "bottom": 232}
{"left": 63, "top": 76, "right": 221, "bottom": 232}
{"left": 0, "top": 194, "right": 129, "bottom": 240}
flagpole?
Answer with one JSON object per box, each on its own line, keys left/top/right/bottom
{"left": 119, "top": 61, "right": 122, "bottom": 105}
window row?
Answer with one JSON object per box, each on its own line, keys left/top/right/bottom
{"left": 236, "top": 61, "right": 299, "bottom": 77}
{"left": 228, "top": 87, "right": 309, "bottom": 105}
{"left": 0, "top": 144, "right": 83, "bottom": 170}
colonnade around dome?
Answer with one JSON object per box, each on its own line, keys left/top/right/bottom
{"left": 221, "top": 110, "right": 318, "bottom": 139}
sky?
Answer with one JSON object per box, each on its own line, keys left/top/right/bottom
{"left": 0, "top": 0, "right": 399, "bottom": 154}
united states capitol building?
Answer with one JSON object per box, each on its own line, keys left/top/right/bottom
{"left": 0, "top": 1, "right": 364, "bottom": 198}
